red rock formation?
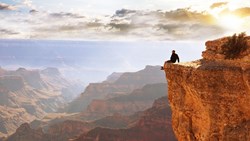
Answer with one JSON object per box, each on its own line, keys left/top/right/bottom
{"left": 0, "top": 106, "right": 35, "bottom": 137}
{"left": 6, "top": 123, "right": 50, "bottom": 141}
{"left": 80, "top": 83, "right": 167, "bottom": 121}
{"left": 4, "top": 111, "right": 142, "bottom": 141}
{"left": 65, "top": 65, "right": 165, "bottom": 113}
{"left": 164, "top": 35, "right": 250, "bottom": 141}
{"left": 73, "top": 97, "right": 177, "bottom": 141}
{"left": 92, "top": 112, "right": 141, "bottom": 129}
{"left": 4, "top": 65, "right": 174, "bottom": 141}
{"left": 0, "top": 67, "right": 83, "bottom": 137}
{"left": 47, "top": 120, "right": 94, "bottom": 141}
{"left": 5, "top": 120, "right": 95, "bottom": 141}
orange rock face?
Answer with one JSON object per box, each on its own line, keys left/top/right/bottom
{"left": 165, "top": 36, "right": 250, "bottom": 141}
{"left": 80, "top": 83, "right": 167, "bottom": 121}
{"left": 202, "top": 36, "right": 250, "bottom": 61}
{"left": 73, "top": 97, "right": 177, "bottom": 141}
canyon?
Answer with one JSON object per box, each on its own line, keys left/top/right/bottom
{"left": 73, "top": 96, "right": 176, "bottom": 141}
{"left": 4, "top": 96, "right": 176, "bottom": 141}
{"left": 64, "top": 65, "right": 166, "bottom": 113}
{"left": 3, "top": 65, "right": 177, "bottom": 141}
{"left": 0, "top": 67, "right": 83, "bottom": 137}
{"left": 78, "top": 83, "right": 167, "bottom": 121}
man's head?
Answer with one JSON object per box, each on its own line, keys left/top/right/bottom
{"left": 172, "top": 50, "right": 175, "bottom": 53}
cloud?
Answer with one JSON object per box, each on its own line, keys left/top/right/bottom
{"left": 22, "top": 0, "right": 36, "bottom": 10}
{"left": 164, "top": 8, "right": 216, "bottom": 24}
{"left": 114, "top": 9, "right": 137, "bottom": 17}
{"left": 218, "top": 7, "right": 250, "bottom": 18}
{"left": 86, "top": 21, "right": 103, "bottom": 28}
{"left": 106, "top": 8, "right": 221, "bottom": 40}
{"left": 2, "top": 7, "right": 248, "bottom": 41}
{"left": 108, "top": 23, "right": 133, "bottom": 32}
{"left": 49, "top": 12, "right": 85, "bottom": 19}
{"left": 210, "top": 2, "right": 228, "bottom": 9}
{"left": 23, "top": 0, "right": 33, "bottom": 7}
{"left": 0, "top": 28, "right": 19, "bottom": 36}
{"left": 29, "top": 9, "right": 38, "bottom": 13}
{"left": 232, "top": 7, "right": 250, "bottom": 18}
{"left": 155, "top": 23, "right": 224, "bottom": 40}
{"left": 0, "top": 3, "right": 16, "bottom": 10}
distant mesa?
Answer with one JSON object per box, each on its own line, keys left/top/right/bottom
{"left": 0, "top": 67, "right": 83, "bottom": 137}
{"left": 63, "top": 65, "right": 165, "bottom": 113}
{"left": 103, "top": 72, "right": 123, "bottom": 83}
{"left": 79, "top": 83, "right": 167, "bottom": 121}
{"left": 0, "top": 75, "right": 25, "bottom": 91}
{"left": 16, "top": 67, "right": 27, "bottom": 72}
{"left": 41, "top": 67, "right": 61, "bottom": 76}
{"left": 4, "top": 65, "right": 175, "bottom": 141}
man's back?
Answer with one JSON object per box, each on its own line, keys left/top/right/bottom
{"left": 170, "top": 53, "right": 179, "bottom": 63}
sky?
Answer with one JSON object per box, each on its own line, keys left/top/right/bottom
{"left": 1, "top": 0, "right": 250, "bottom": 83}
{"left": 0, "top": 39, "right": 204, "bottom": 83}
{"left": 0, "top": 0, "right": 250, "bottom": 41}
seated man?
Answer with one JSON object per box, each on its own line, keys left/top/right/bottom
{"left": 161, "top": 50, "right": 180, "bottom": 70}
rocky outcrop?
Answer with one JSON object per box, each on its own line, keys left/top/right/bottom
{"left": 47, "top": 120, "right": 94, "bottom": 141}
{"left": 40, "top": 67, "right": 84, "bottom": 102}
{"left": 0, "top": 68, "right": 68, "bottom": 114}
{"left": 15, "top": 68, "right": 47, "bottom": 89}
{"left": 5, "top": 120, "right": 95, "bottom": 141}
{"left": 4, "top": 111, "right": 142, "bottom": 141}
{"left": 73, "top": 97, "right": 177, "bottom": 141}
{"left": 65, "top": 65, "right": 165, "bottom": 113}
{"left": 80, "top": 83, "right": 167, "bottom": 121}
{"left": 5, "top": 65, "right": 172, "bottom": 141}
{"left": 0, "top": 67, "right": 83, "bottom": 137}
{"left": 0, "top": 76, "right": 25, "bottom": 91}
{"left": 103, "top": 72, "right": 123, "bottom": 83}
{"left": 0, "top": 106, "right": 35, "bottom": 137}
{"left": 202, "top": 36, "right": 250, "bottom": 61}
{"left": 6, "top": 123, "right": 49, "bottom": 141}
{"left": 8, "top": 96, "right": 174, "bottom": 141}
{"left": 164, "top": 36, "right": 250, "bottom": 141}
{"left": 92, "top": 112, "right": 142, "bottom": 129}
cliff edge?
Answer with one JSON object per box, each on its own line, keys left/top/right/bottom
{"left": 164, "top": 34, "right": 250, "bottom": 141}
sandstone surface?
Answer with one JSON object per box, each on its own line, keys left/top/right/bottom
{"left": 164, "top": 35, "right": 250, "bottom": 141}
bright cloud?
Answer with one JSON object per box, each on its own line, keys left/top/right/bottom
{"left": 0, "top": 0, "right": 250, "bottom": 40}
{"left": 0, "top": 2, "right": 16, "bottom": 10}
{"left": 210, "top": 2, "right": 228, "bottom": 9}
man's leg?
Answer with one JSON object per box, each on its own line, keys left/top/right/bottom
{"left": 161, "top": 62, "right": 166, "bottom": 70}
{"left": 161, "top": 60, "right": 171, "bottom": 70}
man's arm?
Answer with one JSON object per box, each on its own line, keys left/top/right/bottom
{"left": 177, "top": 55, "right": 180, "bottom": 62}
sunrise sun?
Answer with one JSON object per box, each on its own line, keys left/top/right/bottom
{"left": 217, "top": 14, "right": 244, "bottom": 30}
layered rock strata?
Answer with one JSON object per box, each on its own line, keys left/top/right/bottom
{"left": 164, "top": 36, "right": 250, "bottom": 141}
{"left": 73, "top": 97, "right": 176, "bottom": 141}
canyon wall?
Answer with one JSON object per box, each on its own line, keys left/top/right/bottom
{"left": 164, "top": 36, "right": 250, "bottom": 141}
{"left": 73, "top": 96, "right": 176, "bottom": 141}
{"left": 0, "top": 67, "right": 83, "bottom": 137}
{"left": 65, "top": 65, "right": 165, "bottom": 113}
